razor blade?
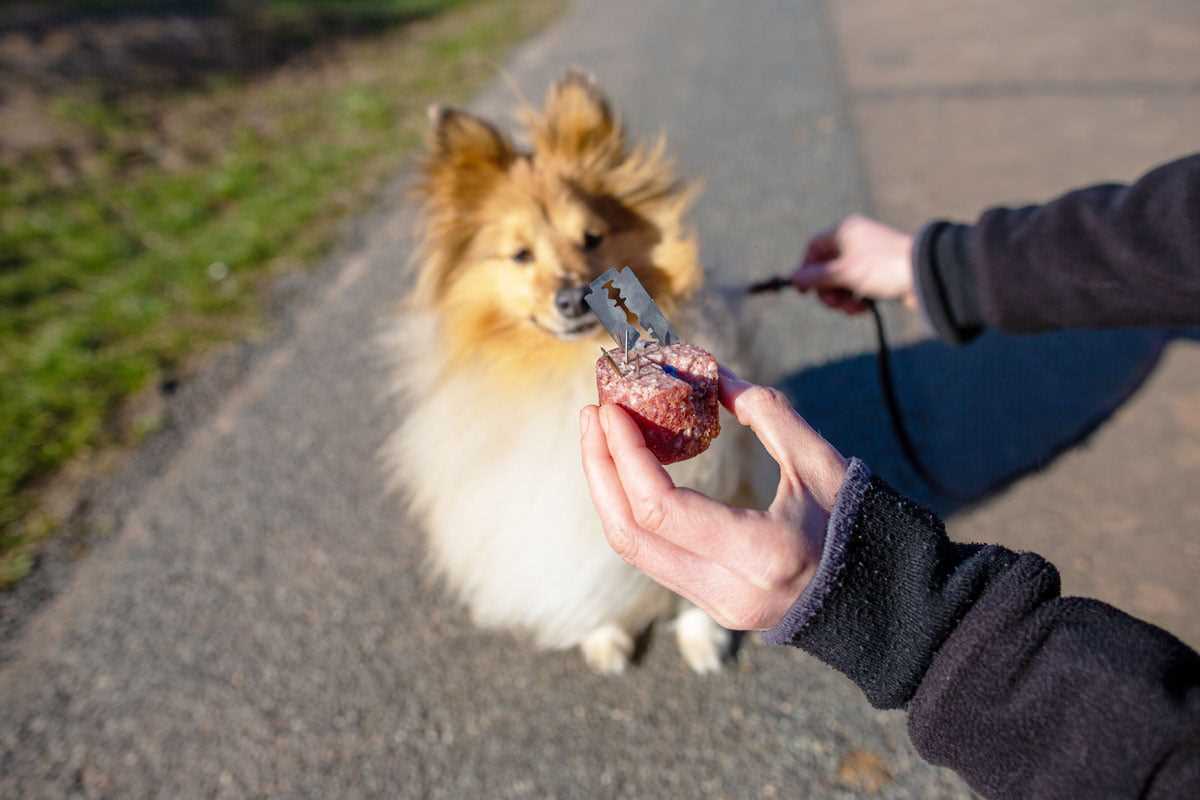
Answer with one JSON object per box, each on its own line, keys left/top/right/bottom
{"left": 584, "top": 267, "right": 678, "bottom": 358}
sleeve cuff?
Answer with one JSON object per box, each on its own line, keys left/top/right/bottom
{"left": 914, "top": 221, "right": 985, "bottom": 345}
{"left": 761, "top": 458, "right": 873, "bottom": 645}
{"left": 762, "top": 459, "right": 1025, "bottom": 710}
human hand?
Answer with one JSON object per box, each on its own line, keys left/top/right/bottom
{"left": 579, "top": 369, "right": 848, "bottom": 631}
{"left": 791, "top": 214, "right": 916, "bottom": 314}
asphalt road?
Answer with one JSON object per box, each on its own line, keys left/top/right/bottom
{"left": 12, "top": 0, "right": 1195, "bottom": 797}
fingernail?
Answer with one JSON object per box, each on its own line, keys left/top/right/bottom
{"left": 580, "top": 407, "right": 592, "bottom": 436}
{"left": 598, "top": 405, "right": 611, "bottom": 433}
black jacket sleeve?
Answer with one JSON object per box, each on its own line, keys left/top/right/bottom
{"left": 765, "top": 460, "right": 1200, "bottom": 799}
{"left": 914, "top": 153, "right": 1200, "bottom": 344}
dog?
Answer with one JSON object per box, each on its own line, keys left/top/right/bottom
{"left": 384, "top": 70, "right": 771, "bottom": 674}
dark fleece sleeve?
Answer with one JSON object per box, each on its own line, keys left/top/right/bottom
{"left": 766, "top": 459, "right": 1200, "bottom": 799}
{"left": 914, "top": 153, "right": 1200, "bottom": 344}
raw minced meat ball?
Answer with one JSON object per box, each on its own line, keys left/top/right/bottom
{"left": 595, "top": 342, "right": 720, "bottom": 465}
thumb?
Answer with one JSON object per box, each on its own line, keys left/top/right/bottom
{"left": 717, "top": 367, "right": 820, "bottom": 469}
{"left": 717, "top": 367, "right": 847, "bottom": 510}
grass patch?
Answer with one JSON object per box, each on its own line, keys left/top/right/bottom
{"left": 0, "top": 0, "right": 562, "bottom": 585}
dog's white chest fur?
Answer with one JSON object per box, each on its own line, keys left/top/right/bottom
{"left": 386, "top": 313, "right": 751, "bottom": 650}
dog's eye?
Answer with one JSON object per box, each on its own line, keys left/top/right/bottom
{"left": 512, "top": 248, "right": 534, "bottom": 264}
{"left": 582, "top": 231, "right": 604, "bottom": 252}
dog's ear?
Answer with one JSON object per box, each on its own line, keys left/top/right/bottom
{"left": 415, "top": 107, "right": 515, "bottom": 304}
{"left": 418, "top": 105, "right": 514, "bottom": 230}
{"left": 533, "top": 69, "right": 624, "bottom": 164}
{"left": 426, "top": 105, "right": 515, "bottom": 170}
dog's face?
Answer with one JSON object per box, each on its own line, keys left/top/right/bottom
{"left": 414, "top": 71, "right": 701, "bottom": 383}
{"left": 455, "top": 160, "right": 618, "bottom": 342}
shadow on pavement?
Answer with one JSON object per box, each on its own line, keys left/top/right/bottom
{"left": 777, "top": 328, "right": 1170, "bottom": 517}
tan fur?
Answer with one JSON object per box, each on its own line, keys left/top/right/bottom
{"left": 385, "top": 71, "right": 771, "bottom": 673}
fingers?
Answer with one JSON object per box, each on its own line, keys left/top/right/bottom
{"left": 793, "top": 243, "right": 869, "bottom": 317}
{"left": 598, "top": 514, "right": 750, "bottom": 628}
{"left": 795, "top": 216, "right": 895, "bottom": 315}
{"left": 817, "top": 288, "right": 870, "bottom": 315}
{"left": 610, "top": 524, "right": 771, "bottom": 631}
{"left": 791, "top": 260, "right": 835, "bottom": 292}
{"left": 717, "top": 370, "right": 808, "bottom": 447}
{"left": 598, "top": 404, "right": 676, "bottom": 532}
{"left": 717, "top": 368, "right": 809, "bottom": 493}
{"left": 580, "top": 405, "right": 760, "bottom": 627}
{"left": 716, "top": 369, "right": 848, "bottom": 510}
{"left": 803, "top": 227, "right": 839, "bottom": 265}
{"left": 716, "top": 365, "right": 755, "bottom": 416}
{"left": 597, "top": 403, "right": 761, "bottom": 544}
{"left": 589, "top": 403, "right": 799, "bottom": 594}
{"left": 580, "top": 405, "right": 641, "bottom": 559}
{"left": 792, "top": 227, "right": 841, "bottom": 292}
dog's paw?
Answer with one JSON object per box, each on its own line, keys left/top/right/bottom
{"left": 675, "top": 607, "right": 730, "bottom": 674}
{"left": 581, "top": 623, "right": 634, "bottom": 675}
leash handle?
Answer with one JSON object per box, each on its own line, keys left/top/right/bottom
{"left": 745, "top": 275, "right": 857, "bottom": 305}
{"left": 744, "top": 275, "right": 793, "bottom": 294}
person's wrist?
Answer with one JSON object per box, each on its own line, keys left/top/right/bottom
{"left": 759, "top": 452, "right": 843, "bottom": 630}
{"left": 761, "top": 458, "right": 872, "bottom": 644}
{"left": 755, "top": 504, "right": 830, "bottom": 631}
{"left": 756, "top": 514, "right": 827, "bottom": 631}
{"left": 890, "top": 232, "right": 916, "bottom": 305}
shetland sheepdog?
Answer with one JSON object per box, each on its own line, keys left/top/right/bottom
{"left": 385, "top": 70, "right": 770, "bottom": 673}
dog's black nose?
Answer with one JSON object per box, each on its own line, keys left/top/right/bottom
{"left": 555, "top": 286, "right": 591, "bottom": 319}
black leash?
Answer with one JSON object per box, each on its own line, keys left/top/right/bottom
{"left": 745, "top": 276, "right": 969, "bottom": 500}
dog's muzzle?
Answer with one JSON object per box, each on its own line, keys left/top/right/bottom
{"left": 554, "top": 286, "right": 591, "bottom": 320}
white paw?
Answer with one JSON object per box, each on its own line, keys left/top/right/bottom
{"left": 675, "top": 607, "right": 730, "bottom": 674}
{"left": 581, "top": 623, "right": 634, "bottom": 675}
